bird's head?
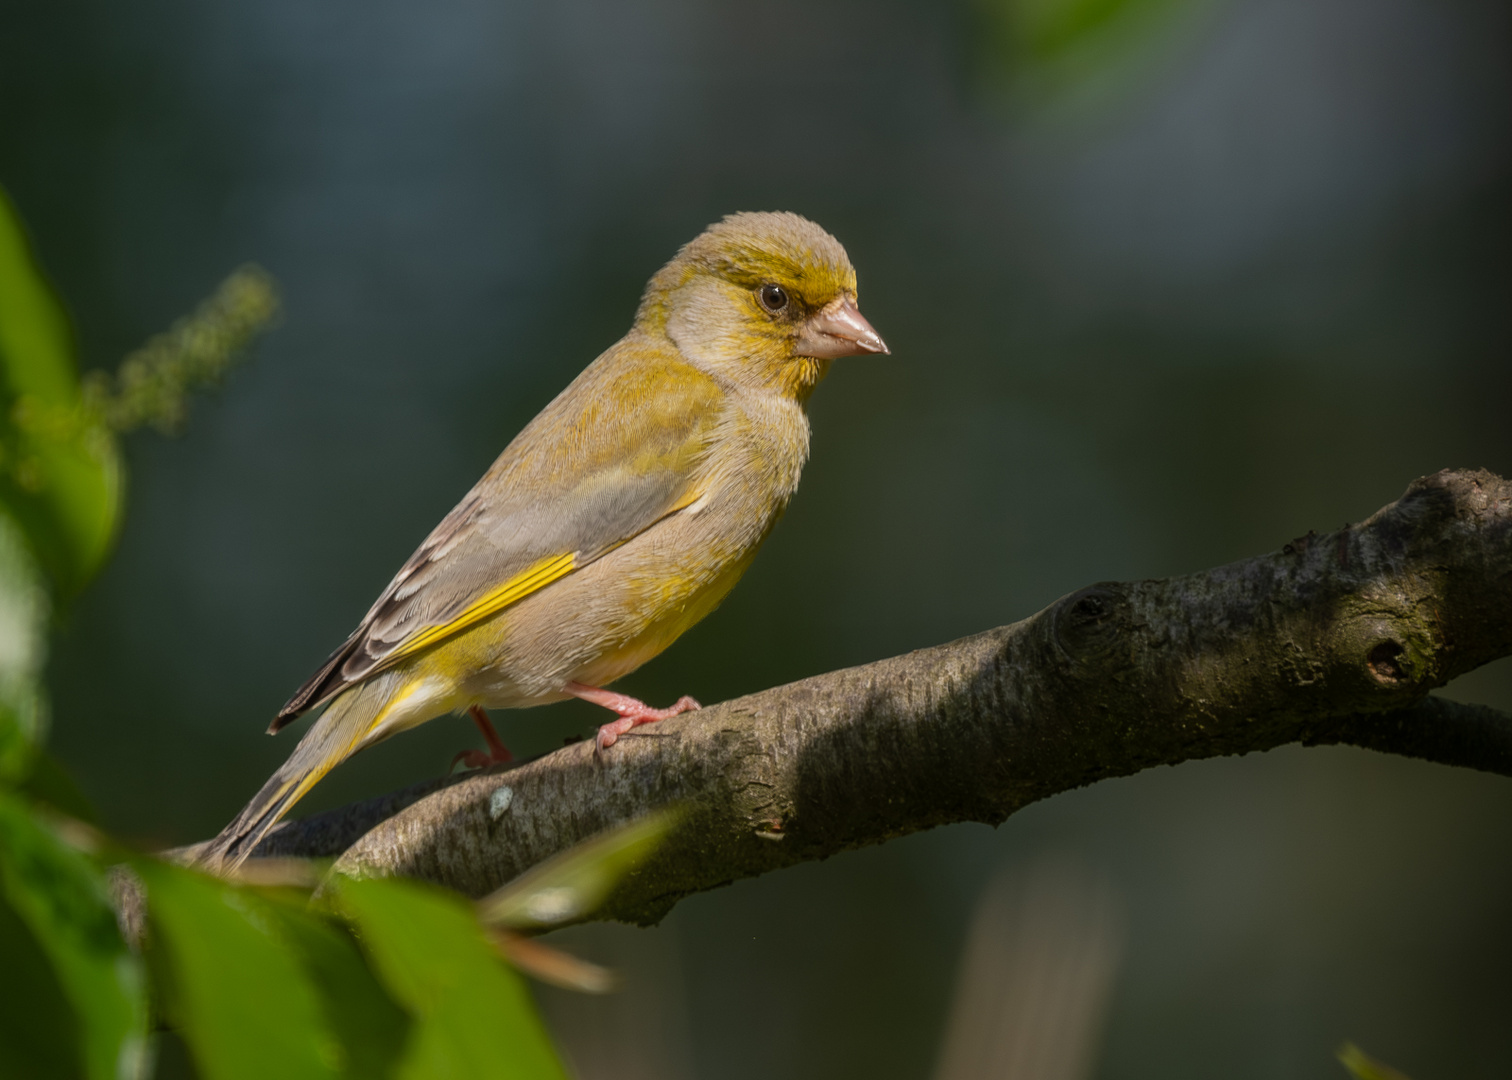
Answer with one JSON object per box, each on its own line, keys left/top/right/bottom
{"left": 636, "top": 211, "right": 889, "bottom": 402}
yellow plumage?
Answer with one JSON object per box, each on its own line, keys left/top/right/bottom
{"left": 202, "top": 211, "right": 888, "bottom": 870}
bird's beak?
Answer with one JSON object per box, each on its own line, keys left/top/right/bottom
{"left": 793, "top": 296, "right": 890, "bottom": 359}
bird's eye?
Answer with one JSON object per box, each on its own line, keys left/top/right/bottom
{"left": 758, "top": 283, "right": 789, "bottom": 313}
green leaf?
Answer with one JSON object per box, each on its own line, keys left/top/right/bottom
{"left": 259, "top": 889, "right": 412, "bottom": 1080}
{"left": 0, "top": 187, "right": 122, "bottom": 595}
{"left": 972, "top": 0, "right": 1214, "bottom": 100}
{"left": 0, "top": 881, "right": 80, "bottom": 1079}
{"left": 477, "top": 808, "right": 680, "bottom": 931}
{"left": 0, "top": 194, "right": 77, "bottom": 408}
{"left": 332, "top": 875, "right": 568, "bottom": 1080}
{"left": 1010, "top": 0, "right": 1182, "bottom": 61}
{"left": 17, "top": 748, "right": 99, "bottom": 824}
{"left": 134, "top": 860, "right": 343, "bottom": 1080}
{"left": 0, "top": 792, "right": 148, "bottom": 1080}
{"left": 0, "top": 510, "right": 49, "bottom": 781}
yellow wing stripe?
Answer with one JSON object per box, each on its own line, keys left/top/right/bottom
{"left": 387, "top": 551, "right": 577, "bottom": 663}
{"left": 376, "top": 486, "right": 704, "bottom": 670}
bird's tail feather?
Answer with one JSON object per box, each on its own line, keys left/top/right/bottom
{"left": 198, "top": 677, "right": 398, "bottom": 871}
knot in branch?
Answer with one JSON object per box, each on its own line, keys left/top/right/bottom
{"left": 1051, "top": 585, "right": 1133, "bottom": 670}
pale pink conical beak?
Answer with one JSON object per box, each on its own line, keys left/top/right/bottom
{"left": 793, "top": 296, "right": 890, "bottom": 359}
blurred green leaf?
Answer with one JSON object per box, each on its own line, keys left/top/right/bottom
{"left": 0, "top": 792, "right": 148, "bottom": 1080}
{"left": 134, "top": 859, "right": 343, "bottom": 1080}
{"left": 0, "top": 880, "right": 80, "bottom": 1079}
{"left": 0, "top": 509, "right": 47, "bottom": 782}
{"left": 260, "top": 889, "right": 412, "bottom": 1080}
{"left": 17, "top": 748, "right": 99, "bottom": 825}
{"left": 477, "top": 808, "right": 680, "bottom": 932}
{"left": 0, "top": 187, "right": 122, "bottom": 596}
{"left": 489, "top": 930, "right": 616, "bottom": 995}
{"left": 332, "top": 875, "right": 567, "bottom": 1080}
{"left": 973, "top": 0, "right": 1213, "bottom": 100}
{"left": 1338, "top": 1042, "right": 1414, "bottom": 1080}
{"left": 1011, "top": 0, "right": 1179, "bottom": 61}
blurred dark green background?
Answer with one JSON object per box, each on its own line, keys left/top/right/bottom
{"left": 4, "top": 0, "right": 1510, "bottom": 1076}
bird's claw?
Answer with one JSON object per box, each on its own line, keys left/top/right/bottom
{"left": 593, "top": 695, "right": 700, "bottom": 754}
{"left": 451, "top": 705, "right": 514, "bottom": 772}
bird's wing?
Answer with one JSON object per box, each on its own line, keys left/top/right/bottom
{"left": 274, "top": 353, "right": 724, "bottom": 728}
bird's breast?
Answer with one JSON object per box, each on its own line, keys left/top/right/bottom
{"left": 564, "top": 392, "right": 812, "bottom": 687}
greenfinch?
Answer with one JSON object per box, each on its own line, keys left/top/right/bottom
{"left": 203, "top": 211, "right": 888, "bottom": 870}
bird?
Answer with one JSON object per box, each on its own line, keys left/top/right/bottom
{"left": 200, "top": 211, "right": 888, "bottom": 870}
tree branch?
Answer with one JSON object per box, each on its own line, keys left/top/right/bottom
{"left": 215, "top": 468, "right": 1512, "bottom": 924}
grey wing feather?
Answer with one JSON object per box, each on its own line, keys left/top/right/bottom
{"left": 273, "top": 356, "right": 719, "bottom": 729}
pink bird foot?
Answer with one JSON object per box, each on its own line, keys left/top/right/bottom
{"left": 564, "top": 682, "right": 701, "bottom": 752}
{"left": 451, "top": 705, "right": 515, "bottom": 772}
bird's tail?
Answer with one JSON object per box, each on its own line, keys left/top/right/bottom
{"left": 197, "top": 675, "right": 400, "bottom": 872}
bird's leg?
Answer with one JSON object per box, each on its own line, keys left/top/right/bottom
{"left": 564, "top": 682, "right": 701, "bottom": 752}
{"left": 451, "top": 705, "right": 514, "bottom": 771}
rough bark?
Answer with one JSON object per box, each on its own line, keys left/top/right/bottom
{"left": 197, "top": 468, "right": 1512, "bottom": 925}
